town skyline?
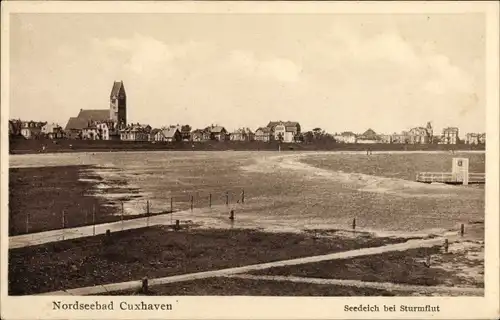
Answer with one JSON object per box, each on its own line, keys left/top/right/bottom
{"left": 10, "top": 13, "right": 485, "bottom": 134}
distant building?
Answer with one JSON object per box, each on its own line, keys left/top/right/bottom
{"left": 267, "top": 121, "right": 301, "bottom": 143}
{"left": 334, "top": 131, "right": 357, "bottom": 144}
{"left": 109, "top": 81, "right": 127, "bottom": 127}
{"left": 65, "top": 81, "right": 127, "bottom": 139}
{"left": 191, "top": 129, "right": 207, "bottom": 142}
{"left": 357, "top": 128, "right": 380, "bottom": 143}
{"left": 230, "top": 128, "right": 255, "bottom": 141}
{"left": 207, "top": 125, "right": 228, "bottom": 141}
{"left": 41, "top": 123, "right": 64, "bottom": 139}
{"left": 254, "top": 127, "right": 273, "bottom": 142}
{"left": 441, "top": 127, "right": 459, "bottom": 144}
{"left": 150, "top": 129, "right": 161, "bottom": 142}
{"left": 408, "top": 127, "right": 429, "bottom": 144}
{"left": 20, "top": 121, "right": 46, "bottom": 139}
{"left": 406, "top": 122, "right": 433, "bottom": 144}
{"left": 120, "top": 123, "right": 151, "bottom": 141}
{"left": 154, "top": 127, "right": 182, "bottom": 142}
{"left": 466, "top": 133, "right": 486, "bottom": 145}
{"left": 479, "top": 133, "right": 486, "bottom": 144}
{"left": 178, "top": 125, "right": 192, "bottom": 141}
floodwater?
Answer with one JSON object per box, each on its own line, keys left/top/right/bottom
{"left": 9, "top": 150, "right": 485, "bottom": 238}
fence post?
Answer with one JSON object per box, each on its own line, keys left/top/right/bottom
{"left": 191, "top": 195, "right": 194, "bottom": 211}
{"left": 229, "top": 209, "right": 235, "bottom": 220}
{"left": 121, "top": 201, "right": 124, "bottom": 230}
{"left": 460, "top": 224, "right": 465, "bottom": 237}
{"left": 26, "top": 212, "right": 29, "bottom": 234}
{"left": 241, "top": 189, "right": 245, "bottom": 204}
{"left": 142, "top": 277, "right": 149, "bottom": 294}
{"left": 62, "top": 210, "right": 65, "bottom": 240}
{"left": 146, "top": 201, "right": 149, "bottom": 227}
{"left": 444, "top": 239, "right": 449, "bottom": 253}
{"left": 352, "top": 218, "right": 356, "bottom": 230}
{"left": 226, "top": 191, "right": 229, "bottom": 206}
{"left": 92, "top": 205, "right": 96, "bottom": 236}
{"left": 209, "top": 193, "right": 212, "bottom": 208}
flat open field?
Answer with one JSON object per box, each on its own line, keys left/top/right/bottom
{"left": 8, "top": 165, "right": 170, "bottom": 236}
{"left": 251, "top": 240, "right": 484, "bottom": 288}
{"left": 9, "top": 150, "right": 485, "bottom": 238}
{"left": 8, "top": 226, "right": 409, "bottom": 295}
{"left": 102, "top": 277, "right": 397, "bottom": 296}
{"left": 8, "top": 150, "right": 485, "bottom": 296}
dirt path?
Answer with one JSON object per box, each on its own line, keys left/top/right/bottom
{"left": 225, "top": 274, "right": 483, "bottom": 296}
{"left": 36, "top": 235, "right": 459, "bottom": 296}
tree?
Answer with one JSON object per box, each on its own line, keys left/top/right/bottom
{"left": 303, "top": 131, "right": 314, "bottom": 143}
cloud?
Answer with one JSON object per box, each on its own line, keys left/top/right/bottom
{"left": 90, "top": 34, "right": 214, "bottom": 75}
{"left": 229, "top": 50, "right": 302, "bottom": 83}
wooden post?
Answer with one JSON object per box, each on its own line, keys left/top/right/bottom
{"left": 444, "top": 239, "right": 449, "bottom": 253}
{"left": 352, "top": 218, "right": 356, "bottom": 230}
{"left": 460, "top": 224, "right": 465, "bottom": 237}
{"left": 229, "top": 209, "right": 235, "bottom": 220}
{"left": 62, "top": 210, "right": 65, "bottom": 240}
{"left": 241, "top": 189, "right": 245, "bottom": 204}
{"left": 142, "top": 277, "right": 148, "bottom": 294}
{"left": 85, "top": 210, "right": 88, "bottom": 225}
{"left": 121, "top": 202, "right": 124, "bottom": 230}
{"left": 146, "top": 200, "right": 150, "bottom": 227}
{"left": 226, "top": 191, "right": 229, "bottom": 206}
{"left": 170, "top": 197, "right": 173, "bottom": 225}
{"left": 175, "top": 219, "right": 180, "bottom": 230}
{"left": 209, "top": 193, "right": 212, "bottom": 208}
{"left": 92, "top": 205, "right": 96, "bottom": 236}
{"left": 190, "top": 195, "right": 193, "bottom": 211}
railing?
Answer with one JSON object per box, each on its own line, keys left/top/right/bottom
{"left": 416, "top": 172, "right": 485, "bottom": 184}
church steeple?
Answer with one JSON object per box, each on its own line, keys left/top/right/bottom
{"left": 110, "top": 81, "right": 127, "bottom": 128}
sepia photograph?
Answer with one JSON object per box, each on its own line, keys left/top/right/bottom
{"left": 1, "top": 1, "right": 499, "bottom": 319}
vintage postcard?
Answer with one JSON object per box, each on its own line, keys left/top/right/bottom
{"left": 1, "top": 1, "right": 499, "bottom": 319}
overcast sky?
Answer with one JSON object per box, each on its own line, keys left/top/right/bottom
{"left": 10, "top": 13, "right": 485, "bottom": 134}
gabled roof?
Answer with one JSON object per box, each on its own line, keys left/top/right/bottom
{"left": 362, "top": 128, "right": 377, "bottom": 136}
{"left": 192, "top": 129, "right": 205, "bottom": 135}
{"left": 162, "top": 127, "right": 180, "bottom": 138}
{"left": 341, "top": 131, "right": 356, "bottom": 136}
{"left": 210, "top": 126, "right": 226, "bottom": 133}
{"left": 151, "top": 129, "right": 161, "bottom": 136}
{"left": 110, "top": 81, "right": 125, "bottom": 98}
{"left": 267, "top": 121, "right": 281, "bottom": 128}
{"left": 267, "top": 121, "right": 300, "bottom": 129}
{"left": 65, "top": 109, "right": 110, "bottom": 131}
{"left": 256, "top": 127, "right": 272, "bottom": 134}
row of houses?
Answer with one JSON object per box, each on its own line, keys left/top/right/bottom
{"left": 10, "top": 118, "right": 485, "bottom": 145}
{"left": 9, "top": 120, "right": 65, "bottom": 139}
{"left": 332, "top": 124, "right": 485, "bottom": 145}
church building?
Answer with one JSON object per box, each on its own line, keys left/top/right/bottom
{"left": 65, "top": 81, "right": 127, "bottom": 139}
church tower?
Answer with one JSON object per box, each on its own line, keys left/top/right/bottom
{"left": 426, "top": 121, "right": 433, "bottom": 143}
{"left": 110, "top": 81, "right": 127, "bottom": 128}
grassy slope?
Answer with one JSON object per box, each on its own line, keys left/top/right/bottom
{"left": 9, "top": 226, "right": 410, "bottom": 295}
